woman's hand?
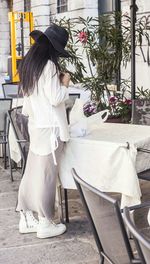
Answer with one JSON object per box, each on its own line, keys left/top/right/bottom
{"left": 60, "top": 72, "right": 71, "bottom": 88}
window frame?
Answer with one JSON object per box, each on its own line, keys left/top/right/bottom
{"left": 24, "top": 0, "right": 31, "bottom": 12}
{"left": 57, "top": 0, "right": 68, "bottom": 14}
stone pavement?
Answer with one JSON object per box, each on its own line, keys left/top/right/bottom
{"left": 0, "top": 164, "right": 99, "bottom": 264}
{"left": 0, "top": 162, "right": 150, "bottom": 264}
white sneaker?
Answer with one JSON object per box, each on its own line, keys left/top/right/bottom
{"left": 37, "top": 216, "right": 66, "bottom": 239}
{"left": 147, "top": 209, "right": 150, "bottom": 225}
{"left": 19, "top": 210, "right": 39, "bottom": 234}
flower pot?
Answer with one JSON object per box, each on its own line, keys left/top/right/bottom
{"left": 106, "top": 115, "right": 131, "bottom": 124}
{"left": 106, "top": 116, "right": 123, "bottom": 123}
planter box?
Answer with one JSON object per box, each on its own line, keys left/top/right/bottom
{"left": 106, "top": 115, "right": 131, "bottom": 124}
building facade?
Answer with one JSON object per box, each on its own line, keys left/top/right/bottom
{"left": 0, "top": 0, "right": 98, "bottom": 73}
{"left": 0, "top": 0, "right": 10, "bottom": 73}
{"left": 0, "top": 0, "right": 150, "bottom": 90}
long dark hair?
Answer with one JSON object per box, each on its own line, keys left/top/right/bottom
{"left": 18, "top": 35, "right": 61, "bottom": 96}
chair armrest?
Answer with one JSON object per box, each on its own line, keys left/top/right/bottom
{"left": 16, "top": 140, "right": 27, "bottom": 143}
{"left": 137, "top": 147, "right": 150, "bottom": 153}
{"left": 121, "top": 201, "right": 150, "bottom": 213}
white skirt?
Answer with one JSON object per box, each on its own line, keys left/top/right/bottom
{"left": 16, "top": 140, "right": 64, "bottom": 219}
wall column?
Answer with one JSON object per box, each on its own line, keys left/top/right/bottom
{"left": 0, "top": 0, "right": 10, "bottom": 73}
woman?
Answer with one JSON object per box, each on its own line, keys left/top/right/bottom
{"left": 16, "top": 24, "right": 71, "bottom": 239}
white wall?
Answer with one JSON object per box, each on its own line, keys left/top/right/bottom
{"left": 13, "top": 0, "right": 23, "bottom": 11}
{"left": 121, "top": 0, "right": 150, "bottom": 90}
{"left": 0, "top": 0, "right": 10, "bottom": 73}
{"left": 50, "top": 0, "right": 98, "bottom": 21}
{"left": 31, "top": 0, "right": 50, "bottom": 31}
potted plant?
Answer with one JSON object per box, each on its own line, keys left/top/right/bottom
{"left": 55, "top": 13, "right": 150, "bottom": 121}
{"left": 107, "top": 94, "right": 132, "bottom": 123}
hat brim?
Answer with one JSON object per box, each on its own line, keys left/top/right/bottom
{"left": 30, "top": 30, "right": 70, "bottom": 58}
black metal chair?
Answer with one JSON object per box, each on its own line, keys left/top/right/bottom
{"left": 7, "top": 107, "right": 64, "bottom": 220}
{"left": 132, "top": 99, "right": 150, "bottom": 182}
{"left": 132, "top": 99, "right": 150, "bottom": 126}
{"left": 123, "top": 204, "right": 150, "bottom": 264}
{"left": 0, "top": 98, "right": 13, "bottom": 180}
{"left": 65, "top": 93, "right": 81, "bottom": 123}
{"left": 7, "top": 106, "right": 29, "bottom": 178}
{"left": 2, "top": 82, "right": 23, "bottom": 98}
{"left": 72, "top": 168, "right": 141, "bottom": 264}
{"left": 63, "top": 93, "right": 81, "bottom": 222}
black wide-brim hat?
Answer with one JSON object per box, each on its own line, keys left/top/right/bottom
{"left": 30, "top": 23, "right": 70, "bottom": 58}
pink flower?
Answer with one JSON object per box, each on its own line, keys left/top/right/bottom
{"left": 78, "top": 31, "right": 88, "bottom": 44}
{"left": 109, "top": 96, "right": 118, "bottom": 104}
{"left": 125, "top": 99, "right": 132, "bottom": 105}
{"left": 83, "top": 101, "right": 97, "bottom": 116}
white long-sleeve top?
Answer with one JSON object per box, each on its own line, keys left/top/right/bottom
{"left": 22, "top": 60, "right": 70, "bottom": 162}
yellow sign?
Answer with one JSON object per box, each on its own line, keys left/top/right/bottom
{"left": 8, "top": 12, "right": 34, "bottom": 82}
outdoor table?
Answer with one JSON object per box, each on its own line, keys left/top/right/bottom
{"left": 8, "top": 101, "right": 150, "bottom": 208}
{"left": 59, "top": 122, "right": 150, "bottom": 208}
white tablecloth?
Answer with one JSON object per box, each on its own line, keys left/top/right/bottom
{"left": 9, "top": 97, "right": 150, "bottom": 208}
{"left": 59, "top": 123, "right": 150, "bottom": 208}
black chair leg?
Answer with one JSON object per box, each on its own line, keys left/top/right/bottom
{"left": 99, "top": 256, "right": 104, "bottom": 264}
{"left": 4, "top": 143, "right": 7, "bottom": 169}
{"left": 64, "top": 189, "right": 69, "bottom": 223}
{"left": 2, "top": 143, "right": 7, "bottom": 169}
{"left": 21, "top": 158, "right": 26, "bottom": 177}
{"left": 7, "top": 140, "right": 13, "bottom": 181}
{"left": 57, "top": 185, "right": 65, "bottom": 223}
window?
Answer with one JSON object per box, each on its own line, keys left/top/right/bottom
{"left": 98, "top": 0, "right": 120, "bottom": 14}
{"left": 57, "top": 0, "right": 68, "bottom": 13}
{"left": 24, "top": 0, "right": 31, "bottom": 12}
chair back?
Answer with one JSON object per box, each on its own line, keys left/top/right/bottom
{"left": 72, "top": 168, "right": 138, "bottom": 264}
{"left": 66, "top": 93, "right": 80, "bottom": 124}
{"left": 123, "top": 207, "right": 150, "bottom": 264}
{"left": 132, "top": 99, "right": 150, "bottom": 181}
{"left": 0, "top": 98, "right": 12, "bottom": 132}
{"left": 69, "top": 93, "right": 81, "bottom": 100}
{"left": 7, "top": 106, "right": 29, "bottom": 172}
{"left": 2, "top": 82, "right": 22, "bottom": 98}
{"left": 132, "top": 99, "right": 150, "bottom": 125}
